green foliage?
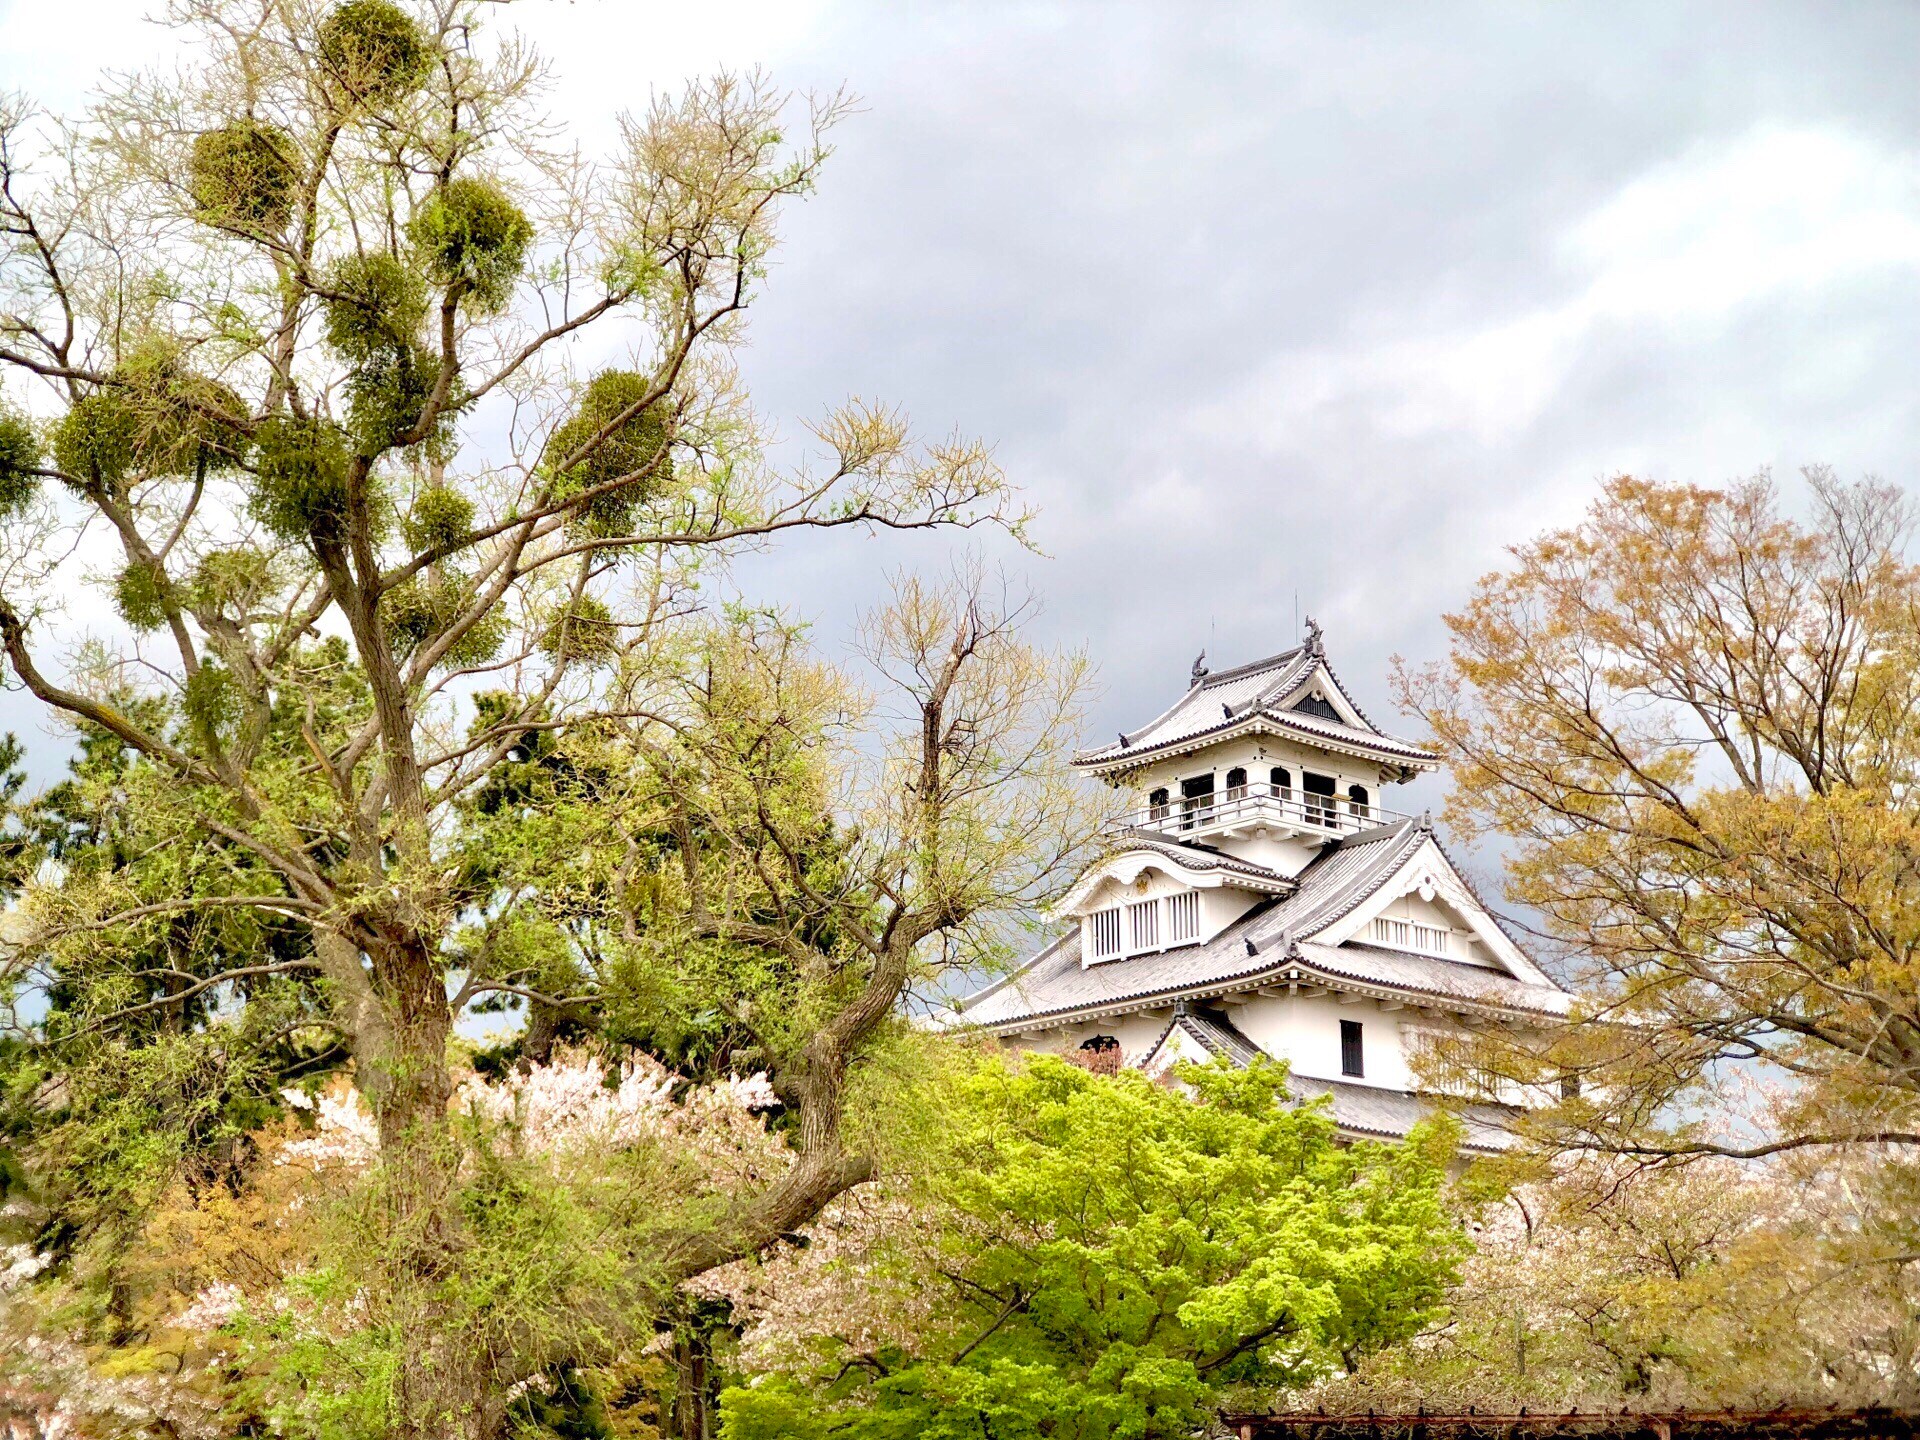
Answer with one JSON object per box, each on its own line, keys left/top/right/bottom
{"left": 187, "top": 548, "right": 274, "bottom": 617}
{"left": 320, "top": 252, "right": 429, "bottom": 361}
{"left": 541, "top": 594, "right": 617, "bottom": 665}
{"left": 402, "top": 483, "right": 474, "bottom": 551}
{"left": 188, "top": 120, "right": 298, "bottom": 229}
{"left": 407, "top": 177, "right": 533, "bottom": 311}
{"left": 228, "top": 1076, "right": 687, "bottom": 1440}
{"left": 0, "top": 19, "right": 1039, "bottom": 1433}
{"left": 317, "top": 0, "right": 432, "bottom": 105}
{"left": 0, "top": 408, "right": 40, "bottom": 514}
{"left": 344, "top": 341, "right": 451, "bottom": 454}
{"left": 117, "top": 346, "right": 251, "bottom": 476}
{"left": 54, "top": 361, "right": 249, "bottom": 492}
{"left": 544, "top": 370, "right": 674, "bottom": 536}
{"left": 382, "top": 575, "right": 504, "bottom": 667}
{"left": 381, "top": 576, "right": 444, "bottom": 650}
{"left": 318, "top": 254, "right": 454, "bottom": 455}
{"left": 506, "top": 1363, "right": 620, "bottom": 1440}
{"left": 249, "top": 415, "right": 354, "bottom": 542}
{"left": 182, "top": 663, "right": 238, "bottom": 743}
{"left": 52, "top": 392, "right": 139, "bottom": 491}
{"left": 113, "top": 561, "right": 170, "bottom": 632}
{"left": 0, "top": 722, "right": 334, "bottom": 1295}
{"left": 723, "top": 1056, "right": 1467, "bottom": 1440}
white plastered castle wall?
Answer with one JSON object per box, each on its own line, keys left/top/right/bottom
{"left": 1228, "top": 991, "right": 1419, "bottom": 1090}
{"left": 1002, "top": 990, "right": 1471, "bottom": 1095}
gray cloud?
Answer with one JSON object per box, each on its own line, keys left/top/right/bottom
{"left": 2, "top": 0, "right": 1916, "bottom": 823}
{"left": 710, "top": 2, "right": 1920, "bottom": 782}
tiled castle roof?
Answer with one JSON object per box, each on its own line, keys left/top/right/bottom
{"left": 1145, "top": 1009, "right": 1524, "bottom": 1154}
{"left": 955, "top": 820, "right": 1569, "bottom": 1030}
{"left": 1074, "top": 642, "right": 1436, "bottom": 775}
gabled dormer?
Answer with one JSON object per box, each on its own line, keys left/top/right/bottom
{"left": 1308, "top": 829, "right": 1559, "bottom": 989}
{"left": 1055, "top": 832, "right": 1293, "bottom": 968}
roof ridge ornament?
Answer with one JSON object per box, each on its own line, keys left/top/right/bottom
{"left": 1191, "top": 649, "right": 1208, "bottom": 683}
{"left": 1304, "top": 615, "right": 1324, "bottom": 657}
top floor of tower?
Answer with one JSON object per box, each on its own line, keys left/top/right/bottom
{"left": 1072, "top": 619, "right": 1437, "bottom": 879}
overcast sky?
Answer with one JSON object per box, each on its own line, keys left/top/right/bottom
{"left": 1, "top": 1, "right": 1917, "bottom": 817}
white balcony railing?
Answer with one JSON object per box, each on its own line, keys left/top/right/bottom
{"left": 1114, "top": 781, "right": 1407, "bottom": 841}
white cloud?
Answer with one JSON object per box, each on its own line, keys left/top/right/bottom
{"left": 1205, "top": 124, "right": 1920, "bottom": 450}
{"left": 1572, "top": 124, "right": 1920, "bottom": 317}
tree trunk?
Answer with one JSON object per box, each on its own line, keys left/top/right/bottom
{"left": 364, "top": 935, "right": 499, "bottom": 1440}
{"left": 667, "top": 1313, "right": 725, "bottom": 1440}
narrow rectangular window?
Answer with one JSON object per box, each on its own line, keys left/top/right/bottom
{"left": 1089, "top": 908, "right": 1122, "bottom": 961}
{"left": 1167, "top": 890, "right": 1200, "bottom": 943}
{"left": 1127, "top": 899, "right": 1160, "bottom": 952}
{"left": 1179, "top": 774, "right": 1214, "bottom": 831}
{"left": 1303, "top": 772, "right": 1337, "bottom": 827}
{"left": 1340, "top": 1019, "right": 1364, "bottom": 1078}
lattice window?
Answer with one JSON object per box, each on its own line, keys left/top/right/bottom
{"left": 1371, "top": 915, "right": 1451, "bottom": 956}
{"left": 1089, "top": 907, "right": 1122, "bottom": 960}
{"left": 1127, "top": 899, "right": 1160, "bottom": 952}
{"left": 1166, "top": 890, "right": 1201, "bottom": 944}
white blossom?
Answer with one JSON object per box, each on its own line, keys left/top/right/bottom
{"left": 173, "top": 1281, "right": 244, "bottom": 1333}
{"left": 278, "top": 1050, "right": 787, "bottom": 1180}
{"left": 0, "top": 1244, "right": 48, "bottom": 1294}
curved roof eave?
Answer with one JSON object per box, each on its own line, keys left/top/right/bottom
{"left": 1074, "top": 711, "right": 1438, "bottom": 777}
{"left": 968, "top": 952, "right": 1572, "bottom": 1034}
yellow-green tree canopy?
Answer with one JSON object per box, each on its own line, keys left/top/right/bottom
{"left": 1397, "top": 470, "right": 1920, "bottom": 1164}
{"left": 719, "top": 1055, "right": 1466, "bottom": 1440}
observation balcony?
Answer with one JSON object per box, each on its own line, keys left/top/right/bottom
{"left": 1112, "top": 782, "right": 1409, "bottom": 845}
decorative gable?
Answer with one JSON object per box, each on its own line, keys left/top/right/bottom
{"left": 1313, "top": 834, "right": 1557, "bottom": 988}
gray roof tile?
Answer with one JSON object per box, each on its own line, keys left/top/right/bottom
{"left": 957, "top": 821, "right": 1568, "bottom": 1028}
{"left": 1075, "top": 646, "right": 1432, "bottom": 771}
{"left": 1145, "top": 1012, "right": 1522, "bottom": 1152}
{"left": 1159, "top": 1008, "right": 1267, "bottom": 1068}
{"left": 1287, "top": 1075, "right": 1522, "bottom": 1152}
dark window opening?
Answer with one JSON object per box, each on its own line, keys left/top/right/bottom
{"left": 1304, "top": 772, "right": 1337, "bottom": 826}
{"left": 1270, "top": 766, "right": 1291, "bottom": 797}
{"left": 1179, "top": 774, "right": 1214, "bottom": 829}
{"left": 1148, "top": 787, "right": 1169, "bottom": 821}
{"left": 1076, "top": 1033, "right": 1122, "bottom": 1076}
{"left": 1224, "top": 766, "right": 1248, "bottom": 801}
{"left": 1347, "top": 783, "right": 1371, "bottom": 819}
{"left": 1560, "top": 1074, "right": 1581, "bottom": 1102}
{"left": 1340, "top": 1019, "right": 1364, "bottom": 1078}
